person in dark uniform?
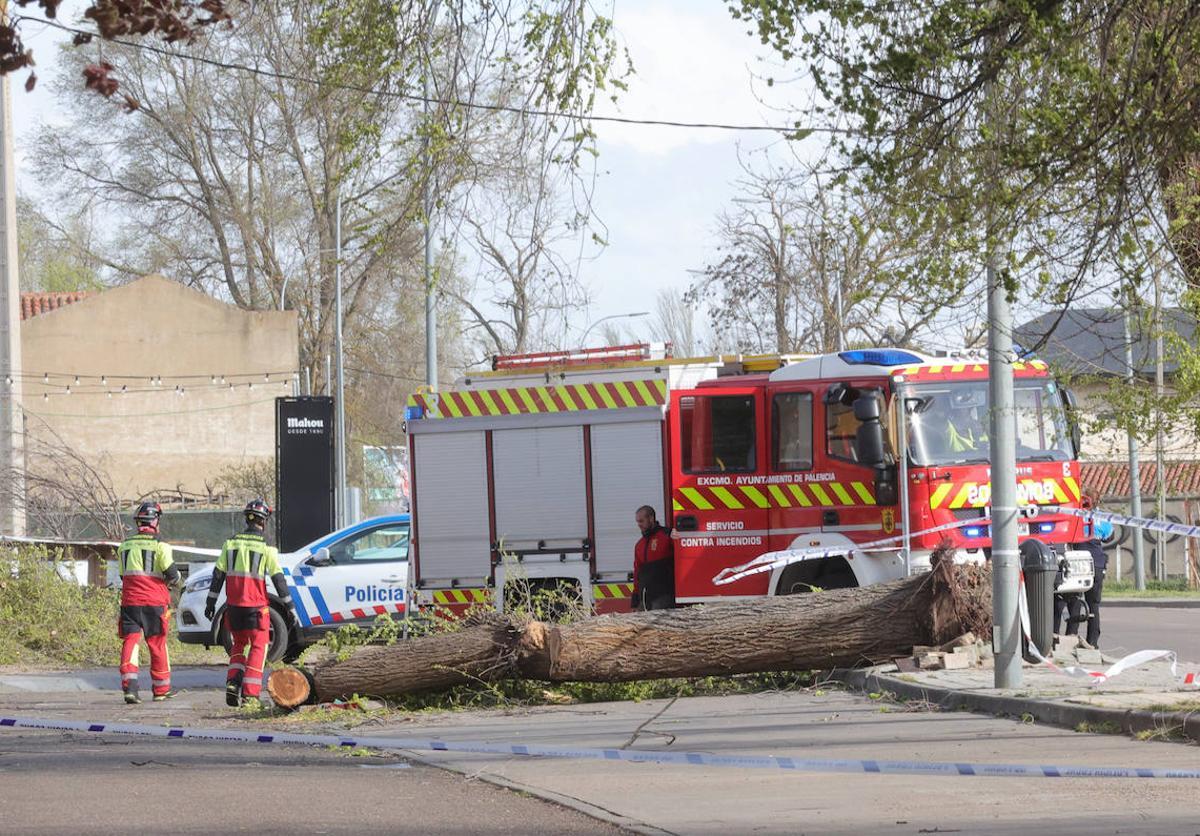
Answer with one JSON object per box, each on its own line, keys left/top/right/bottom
{"left": 1056, "top": 519, "right": 1110, "bottom": 648}
{"left": 631, "top": 505, "right": 674, "bottom": 611}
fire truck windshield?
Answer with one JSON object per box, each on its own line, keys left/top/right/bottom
{"left": 902, "top": 379, "right": 1074, "bottom": 466}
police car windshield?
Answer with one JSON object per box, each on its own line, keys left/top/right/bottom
{"left": 902, "top": 379, "right": 1074, "bottom": 467}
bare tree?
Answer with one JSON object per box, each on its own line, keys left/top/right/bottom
{"left": 451, "top": 171, "right": 590, "bottom": 361}
{"left": 689, "top": 154, "right": 968, "bottom": 354}
{"left": 0, "top": 418, "right": 123, "bottom": 541}
{"left": 652, "top": 288, "right": 698, "bottom": 357}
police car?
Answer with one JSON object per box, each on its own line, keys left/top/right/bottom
{"left": 176, "top": 514, "right": 410, "bottom": 662}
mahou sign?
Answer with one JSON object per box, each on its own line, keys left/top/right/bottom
{"left": 275, "top": 397, "right": 336, "bottom": 552}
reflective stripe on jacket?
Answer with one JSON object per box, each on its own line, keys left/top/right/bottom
{"left": 118, "top": 534, "right": 174, "bottom": 607}
{"left": 216, "top": 532, "right": 282, "bottom": 608}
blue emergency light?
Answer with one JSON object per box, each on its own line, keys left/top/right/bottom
{"left": 404, "top": 404, "right": 424, "bottom": 421}
{"left": 839, "top": 349, "right": 924, "bottom": 366}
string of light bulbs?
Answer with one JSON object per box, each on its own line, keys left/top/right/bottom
{"left": 1, "top": 370, "right": 300, "bottom": 400}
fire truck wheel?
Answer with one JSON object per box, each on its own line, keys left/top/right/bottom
{"left": 775, "top": 558, "right": 858, "bottom": 595}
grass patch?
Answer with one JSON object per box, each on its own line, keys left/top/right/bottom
{"left": 1142, "top": 700, "right": 1200, "bottom": 713}
{"left": 1074, "top": 720, "right": 1122, "bottom": 735}
{"left": 1133, "top": 725, "right": 1188, "bottom": 742}
{"left": 0, "top": 546, "right": 225, "bottom": 668}
{"left": 1105, "top": 579, "right": 1200, "bottom": 598}
{"left": 379, "top": 670, "right": 820, "bottom": 713}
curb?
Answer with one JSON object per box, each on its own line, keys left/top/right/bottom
{"left": 829, "top": 668, "right": 1200, "bottom": 744}
{"left": 1102, "top": 599, "right": 1200, "bottom": 609}
{"left": 398, "top": 749, "right": 670, "bottom": 835}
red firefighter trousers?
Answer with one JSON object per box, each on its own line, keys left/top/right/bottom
{"left": 225, "top": 607, "right": 270, "bottom": 698}
{"left": 119, "top": 610, "right": 171, "bottom": 697}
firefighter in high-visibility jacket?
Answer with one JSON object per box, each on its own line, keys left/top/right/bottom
{"left": 204, "top": 499, "right": 299, "bottom": 707}
{"left": 117, "top": 501, "right": 182, "bottom": 704}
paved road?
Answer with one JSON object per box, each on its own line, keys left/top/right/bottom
{"left": 0, "top": 690, "right": 617, "bottom": 835}
{"left": 6, "top": 681, "right": 1195, "bottom": 835}
{"left": 390, "top": 690, "right": 1200, "bottom": 835}
{"left": 1095, "top": 605, "right": 1200, "bottom": 661}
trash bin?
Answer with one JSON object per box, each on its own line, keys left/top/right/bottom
{"left": 1021, "top": 539, "right": 1057, "bottom": 661}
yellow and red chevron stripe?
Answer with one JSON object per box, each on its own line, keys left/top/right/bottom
{"left": 928, "top": 476, "right": 1081, "bottom": 510}
{"left": 892, "top": 360, "right": 1048, "bottom": 379}
{"left": 408, "top": 379, "right": 667, "bottom": 419}
{"left": 672, "top": 481, "right": 876, "bottom": 512}
{"left": 592, "top": 582, "right": 634, "bottom": 600}
{"left": 431, "top": 588, "right": 491, "bottom": 605}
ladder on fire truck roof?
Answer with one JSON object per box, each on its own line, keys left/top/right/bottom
{"left": 484, "top": 342, "right": 812, "bottom": 378}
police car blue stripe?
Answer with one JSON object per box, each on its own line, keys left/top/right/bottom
{"left": 288, "top": 585, "right": 312, "bottom": 627}
{"left": 308, "top": 586, "right": 333, "bottom": 623}
{"left": 4, "top": 715, "right": 1200, "bottom": 779}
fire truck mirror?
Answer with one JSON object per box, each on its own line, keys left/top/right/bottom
{"left": 855, "top": 420, "right": 887, "bottom": 467}
{"left": 852, "top": 396, "right": 881, "bottom": 422}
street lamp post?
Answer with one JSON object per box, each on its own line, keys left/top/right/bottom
{"left": 578, "top": 311, "right": 650, "bottom": 347}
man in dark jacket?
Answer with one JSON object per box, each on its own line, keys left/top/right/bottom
{"left": 632, "top": 505, "right": 674, "bottom": 611}
{"left": 1056, "top": 519, "right": 1110, "bottom": 648}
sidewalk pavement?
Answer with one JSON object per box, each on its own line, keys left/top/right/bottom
{"left": 1103, "top": 597, "right": 1200, "bottom": 608}
{"left": 830, "top": 651, "right": 1200, "bottom": 743}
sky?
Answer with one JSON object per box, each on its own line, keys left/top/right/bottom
{"left": 9, "top": 1, "right": 800, "bottom": 349}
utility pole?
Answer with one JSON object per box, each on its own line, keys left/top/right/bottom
{"left": 334, "top": 193, "right": 347, "bottom": 528}
{"left": 1123, "top": 300, "right": 1146, "bottom": 590}
{"left": 0, "top": 18, "right": 24, "bottom": 537}
{"left": 1154, "top": 265, "right": 1166, "bottom": 582}
{"left": 423, "top": 3, "right": 441, "bottom": 390}
{"left": 983, "top": 15, "right": 1020, "bottom": 689}
{"left": 987, "top": 250, "right": 1022, "bottom": 689}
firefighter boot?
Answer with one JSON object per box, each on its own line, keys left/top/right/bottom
{"left": 153, "top": 689, "right": 178, "bottom": 702}
{"left": 123, "top": 683, "right": 140, "bottom": 705}
{"left": 225, "top": 673, "right": 243, "bottom": 708}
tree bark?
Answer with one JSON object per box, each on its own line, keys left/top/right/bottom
{"left": 272, "top": 559, "right": 991, "bottom": 709}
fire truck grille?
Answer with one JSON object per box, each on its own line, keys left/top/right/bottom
{"left": 951, "top": 508, "right": 987, "bottom": 521}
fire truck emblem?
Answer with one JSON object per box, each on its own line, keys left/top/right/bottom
{"left": 881, "top": 508, "right": 895, "bottom": 534}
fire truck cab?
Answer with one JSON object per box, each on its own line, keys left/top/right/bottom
{"left": 404, "top": 344, "right": 1094, "bottom": 614}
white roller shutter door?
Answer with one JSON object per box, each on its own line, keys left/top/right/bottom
{"left": 590, "top": 421, "right": 665, "bottom": 576}
{"left": 492, "top": 426, "right": 587, "bottom": 546}
{"left": 413, "top": 431, "right": 491, "bottom": 581}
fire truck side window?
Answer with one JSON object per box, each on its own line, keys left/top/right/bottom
{"left": 826, "top": 388, "right": 889, "bottom": 464}
{"left": 680, "top": 395, "right": 757, "bottom": 473}
{"left": 772, "top": 392, "right": 813, "bottom": 471}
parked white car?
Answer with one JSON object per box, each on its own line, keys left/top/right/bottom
{"left": 176, "top": 514, "right": 410, "bottom": 662}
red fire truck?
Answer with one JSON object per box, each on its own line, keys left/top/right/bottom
{"left": 403, "top": 344, "right": 1094, "bottom": 614}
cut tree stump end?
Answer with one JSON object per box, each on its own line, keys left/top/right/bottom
{"left": 267, "top": 666, "right": 314, "bottom": 711}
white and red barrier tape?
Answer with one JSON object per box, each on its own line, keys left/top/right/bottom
{"left": 712, "top": 516, "right": 990, "bottom": 586}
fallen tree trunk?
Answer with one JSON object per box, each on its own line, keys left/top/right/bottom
{"left": 268, "top": 558, "right": 991, "bottom": 709}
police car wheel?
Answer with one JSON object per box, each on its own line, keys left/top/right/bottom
{"left": 265, "top": 607, "right": 290, "bottom": 664}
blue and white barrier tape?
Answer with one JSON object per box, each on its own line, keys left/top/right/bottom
{"left": 1051, "top": 506, "right": 1200, "bottom": 542}
{"left": 3, "top": 715, "right": 1198, "bottom": 779}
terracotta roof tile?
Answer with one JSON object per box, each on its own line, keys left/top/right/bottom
{"left": 1080, "top": 460, "right": 1200, "bottom": 501}
{"left": 20, "top": 291, "right": 91, "bottom": 321}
